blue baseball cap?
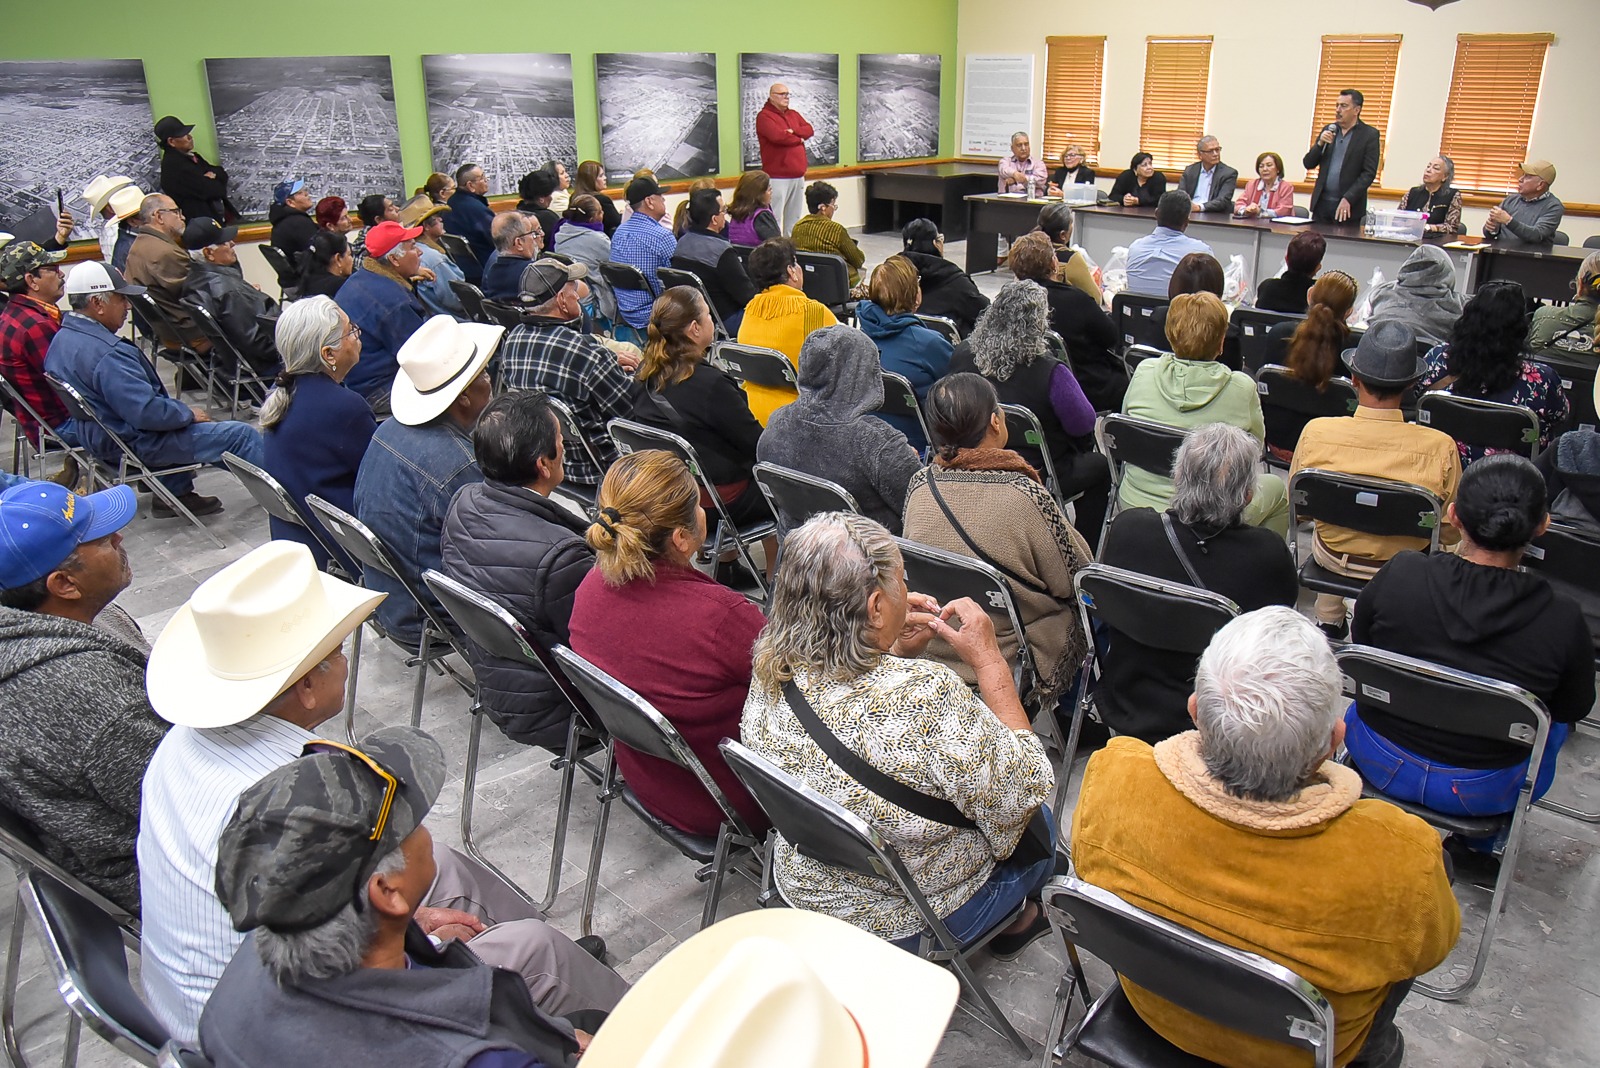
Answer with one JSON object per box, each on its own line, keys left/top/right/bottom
{"left": 273, "top": 178, "right": 306, "bottom": 204}
{"left": 0, "top": 483, "right": 138, "bottom": 589}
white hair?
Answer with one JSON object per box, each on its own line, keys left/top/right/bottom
{"left": 1196, "top": 134, "right": 1219, "bottom": 152}
{"left": 1193, "top": 607, "right": 1344, "bottom": 802}
{"left": 1170, "top": 423, "right": 1258, "bottom": 528}
{"left": 252, "top": 843, "right": 407, "bottom": 984}
{"left": 260, "top": 297, "right": 345, "bottom": 429}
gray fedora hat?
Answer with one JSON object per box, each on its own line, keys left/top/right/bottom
{"left": 1341, "top": 320, "right": 1428, "bottom": 389}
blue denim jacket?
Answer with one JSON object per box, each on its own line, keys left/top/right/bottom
{"left": 353, "top": 417, "right": 480, "bottom": 643}
{"left": 335, "top": 265, "right": 425, "bottom": 404}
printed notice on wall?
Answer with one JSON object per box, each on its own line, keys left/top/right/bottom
{"left": 961, "top": 55, "right": 1034, "bottom": 157}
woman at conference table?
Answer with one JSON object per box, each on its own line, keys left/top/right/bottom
{"left": 1107, "top": 152, "right": 1166, "bottom": 208}
{"left": 1234, "top": 152, "right": 1296, "bottom": 219}
{"left": 1400, "top": 156, "right": 1465, "bottom": 236}
{"left": 1047, "top": 145, "right": 1097, "bottom": 193}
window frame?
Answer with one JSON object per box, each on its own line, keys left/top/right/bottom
{"left": 1043, "top": 36, "right": 1106, "bottom": 167}
{"left": 1438, "top": 33, "right": 1554, "bottom": 194}
{"left": 1137, "top": 36, "right": 1214, "bottom": 174}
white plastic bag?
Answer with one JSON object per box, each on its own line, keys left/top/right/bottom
{"left": 1100, "top": 246, "right": 1130, "bottom": 303}
{"left": 1070, "top": 242, "right": 1101, "bottom": 289}
{"left": 1349, "top": 267, "right": 1385, "bottom": 330}
{"left": 1222, "top": 253, "right": 1252, "bottom": 307}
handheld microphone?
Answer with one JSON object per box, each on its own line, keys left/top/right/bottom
{"left": 1322, "top": 124, "right": 1338, "bottom": 136}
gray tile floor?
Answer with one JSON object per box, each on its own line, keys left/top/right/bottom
{"left": 6, "top": 240, "right": 1600, "bottom": 1066}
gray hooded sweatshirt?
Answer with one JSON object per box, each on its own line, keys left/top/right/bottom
{"left": 757, "top": 324, "right": 924, "bottom": 534}
{"left": 1365, "top": 245, "right": 1464, "bottom": 347}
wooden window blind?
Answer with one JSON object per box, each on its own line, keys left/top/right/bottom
{"left": 1305, "top": 35, "right": 1401, "bottom": 184}
{"left": 1043, "top": 36, "right": 1105, "bottom": 164}
{"left": 1439, "top": 33, "right": 1554, "bottom": 193}
{"left": 1138, "top": 37, "right": 1212, "bottom": 173}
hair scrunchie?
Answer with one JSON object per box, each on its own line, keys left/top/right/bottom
{"left": 595, "top": 506, "right": 624, "bottom": 538}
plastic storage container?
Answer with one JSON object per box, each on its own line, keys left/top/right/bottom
{"left": 1362, "top": 209, "right": 1427, "bottom": 242}
{"left": 1060, "top": 185, "right": 1099, "bottom": 206}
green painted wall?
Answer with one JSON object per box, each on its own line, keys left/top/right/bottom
{"left": 0, "top": 1, "right": 958, "bottom": 189}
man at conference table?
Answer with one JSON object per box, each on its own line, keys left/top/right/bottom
{"left": 1302, "top": 88, "right": 1380, "bottom": 224}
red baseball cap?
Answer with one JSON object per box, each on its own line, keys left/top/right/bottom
{"left": 366, "top": 220, "right": 423, "bottom": 258}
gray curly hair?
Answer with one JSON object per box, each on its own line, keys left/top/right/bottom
{"left": 965, "top": 279, "right": 1049, "bottom": 383}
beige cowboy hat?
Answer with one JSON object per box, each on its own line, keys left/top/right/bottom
{"left": 398, "top": 193, "right": 450, "bottom": 228}
{"left": 390, "top": 314, "right": 503, "bottom": 426}
{"left": 83, "top": 175, "right": 137, "bottom": 213}
{"left": 146, "top": 542, "right": 384, "bottom": 728}
{"left": 107, "top": 186, "right": 145, "bottom": 222}
{"left": 582, "top": 909, "right": 958, "bottom": 1068}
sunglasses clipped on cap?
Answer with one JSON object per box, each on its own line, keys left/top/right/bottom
{"left": 303, "top": 739, "right": 402, "bottom": 842}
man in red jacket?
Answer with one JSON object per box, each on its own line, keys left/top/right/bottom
{"left": 756, "top": 83, "right": 814, "bottom": 235}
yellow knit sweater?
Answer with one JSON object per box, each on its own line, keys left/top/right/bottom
{"left": 734, "top": 285, "right": 837, "bottom": 425}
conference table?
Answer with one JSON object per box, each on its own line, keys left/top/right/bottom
{"left": 962, "top": 195, "right": 1587, "bottom": 303}
{"left": 864, "top": 164, "right": 999, "bottom": 242}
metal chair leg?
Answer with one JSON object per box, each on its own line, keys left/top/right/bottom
{"left": 57, "top": 1014, "right": 77, "bottom": 1068}
{"left": 1419, "top": 809, "right": 1530, "bottom": 1000}
{"left": 458, "top": 711, "right": 537, "bottom": 911}
{"left": 700, "top": 828, "right": 734, "bottom": 931}
{"left": 143, "top": 474, "right": 225, "bottom": 549}
{"left": 2, "top": 880, "right": 34, "bottom": 1068}
{"left": 579, "top": 749, "right": 618, "bottom": 938}
{"left": 342, "top": 623, "right": 364, "bottom": 746}
{"left": 946, "top": 946, "right": 1033, "bottom": 1056}
{"left": 540, "top": 719, "right": 585, "bottom": 913}
{"left": 409, "top": 624, "right": 433, "bottom": 729}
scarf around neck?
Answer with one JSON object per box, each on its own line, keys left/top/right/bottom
{"left": 933, "top": 446, "right": 1043, "bottom": 485}
{"left": 1153, "top": 730, "right": 1362, "bottom": 831}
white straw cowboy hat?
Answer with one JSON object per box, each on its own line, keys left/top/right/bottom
{"left": 146, "top": 542, "right": 384, "bottom": 728}
{"left": 83, "top": 175, "right": 136, "bottom": 213}
{"left": 389, "top": 314, "right": 503, "bottom": 426}
{"left": 107, "top": 186, "right": 146, "bottom": 222}
{"left": 582, "top": 909, "right": 958, "bottom": 1068}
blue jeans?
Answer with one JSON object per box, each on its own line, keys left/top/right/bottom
{"left": 160, "top": 420, "right": 265, "bottom": 495}
{"left": 893, "top": 807, "right": 1056, "bottom": 951}
{"left": 1343, "top": 704, "right": 1568, "bottom": 817}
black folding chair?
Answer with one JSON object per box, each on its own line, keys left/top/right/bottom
{"left": 717, "top": 740, "right": 1032, "bottom": 1056}
{"left": 1121, "top": 344, "right": 1167, "bottom": 380}
{"left": 448, "top": 280, "right": 490, "bottom": 324}
{"left": 1287, "top": 469, "right": 1444, "bottom": 599}
{"left": 257, "top": 244, "right": 301, "bottom": 300}
{"left": 478, "top": 298, "right": 532, "bottom": 330}
{"left": 752, "top": 460, "right": 860, "bottom": 534}
{"left": 422, "top": 570, "right": 607, "bottom": 912}
{"left": 1234, "top": 306, "right": 1305, "bottom": 375}
{"left": 795, "top": 250, "right": 856, "bottom": 321}
{"left": 1094, "top": 414, "right": 1189, "bottom": 550}
{"left": 551, "top": 647, "right": 765, "bottom": 938}
{"left": 1336, "top": 645, "right": 1549, "bottom": 1000}
{"left": 914, "top": 313, "right": 961, "bottom": 344}
{"left": 544, "top": 394, "right": 608, "bottom": 503}
{"left": 1255, "top": 365, "right": 1358, "bottom": 463}
{"left": 1417, "top": 392, "right": 1542, "bottom": 459}
{"left": 597, "top": 262, "right": 657, "bottom": 314}
{"left": 1000, "top": 403, "right": 1072, "bottom": 505}
{"left": 879, "top": 369, "right": 932, "bottom": 450}
{"left": 126, "top": 293, "right": 209, "bottom": 401}
{"left": 1110, "top": 292, "right": 1170, "bottom": 350}
{"left": 156, "top": 1041, "right": 213, "bottom": 1068}
{"left": 1046, "top": 329, "right": 1075, "bottom": 374}
{"left": 220, "top": 451, "right": 349, "bottom": 573}
{"left": 185, "top": 303, "right": 274, "bottom": 417}
{"left": 437, "top": 232, "right": 481, "bottom": 278}
{"left": 1041, "top": 875, "right": 1335, "bottom": 1068}
{"left": 0, "top": 373, "right": 102, "bottom": 489}
{"left": 43, "top": 373, "right": 222, "bottom": 548}
{"left": 709, "top": 340, "right": 798, "bottom": 393}
{"left": 657, "top": 266, "right": 729, "bottom": 339}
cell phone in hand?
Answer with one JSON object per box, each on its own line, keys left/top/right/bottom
{"left": 56, "top": 189, "right": 64, "bottom": 214}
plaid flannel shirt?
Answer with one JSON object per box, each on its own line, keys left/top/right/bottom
{"left": 0, "top": 294, "right": 66, "bottom": 443}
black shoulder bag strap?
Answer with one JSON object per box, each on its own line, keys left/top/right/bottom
{"left": 1161, "top": 512, "right": 1207, "bottom": 590}
{"left": 924, "top": 473, "right": 1052, "bottom": 596}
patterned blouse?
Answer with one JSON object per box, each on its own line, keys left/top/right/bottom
{"left": 1418, "top": 344, "right": 1570, "bottom": 464}
{"left": 740, "top": 656, "right": 1053, "bottom": 940}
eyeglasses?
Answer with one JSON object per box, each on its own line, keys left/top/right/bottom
{"left": 338, "top": 323, "right": 362, "bottom": 343}
{"left": 303, "top": 739, "right": 402, "bottom": 842}
{"left": 156, "top": 207, "right": 184, "bottom": 217}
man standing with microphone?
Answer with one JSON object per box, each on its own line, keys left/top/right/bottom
{"left": 1303, "top": 88, "right": 1380, "bottom": 224}
{"left": 757, "top": 83, "right": 814, "bottom": 235}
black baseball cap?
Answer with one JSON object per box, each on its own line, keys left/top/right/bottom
{"left": 182, "top": 217, "right": 240, "bottom": 251}
{"left": 625, "top": 176, "right": 663, "bottom": 205}
{"left": 154, "top": 115, "right": 195, "bottom": 142}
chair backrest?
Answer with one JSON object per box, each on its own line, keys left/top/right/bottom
{"left": 1416, "top": 392, "right": 1541, "bottom": 458}
{"left": 22, "top": 870, "right": 169, "bottom": 1061}
{"left": 544, "top": 394, "right": 609, "bottom": 481}
{"left": 1553, "top": 230, "right": 1570, "bottom": 246}
{"left": 795, "top": 251, "right": 851, "bottom": 309}
{"left": 303, "top": 494, "right": 401, "bottom": 581}
{"left": 1584, "top": 235, "right": 1600, "bottom": 250}
{"left": 1234, "top": 307, "right": 1304, "bottom": 373}
{"left": 1074, "top": 563, "right": 1239, "bottom": 656}
{"left": 753, "top": 461, "right": 860, "bottom": 532}
{"left": 656, "top": 267, "right": 729, "bottom": 338}
{"left": 895, "top": 536, "right": 1036, "bottom": 689}
{"left": 1045, "top": 329, "right": 1074, "bottom": 373}
{"left": 128, "top": 292, "right": 186, "bottom": 350}
{"left": 1042, "top": 876, "right": 1335, "bottom": 1068}
{"left": 257, "top": 244, "right": 299, "bottom": 284}
{"left": 157, "top": 1041, "right": 215, "bottom": 1068}
{"left": 1122, "top": 343, "right": 1167, "bottom": 379}
{"left": 1111, "top": 291, "right": 1171, "bottom": 350}
{"left": 1287, "top": 469, "right": 1444, "bottom": 552}
{"left": 1096, "top": 413, "right": 1187, "bottom": 484}
{"left": 437, "top": 232, "right": 480, "bottom": 271}
{"left": 479, "top": 298, "right": 530, "bottom": 329}
{"left": 1256, "top": 365, "right": 1358, "bottom": 453}
{"left": 1337, "top": 644, "right": 1547, "bottom": 752}
{"left": 220, "top": 451, "right": 345, "bottom": 565}
{"left": 914, "top": 314, "right": 960, "bottom": 344}
{"left": 598, "top": 261, "right": 654, "bottom": 296}
{"left": 710, "top": 341, "right": 798, "bottom": 391}
{"left": 1522, "top": 520, "right": 1600, "bottom": 593}
{"left": 45, "top": 372, "right": 154, "bottom": 474}
{"left": 999, "top": 403, "right": 1062, "bottom": 496}
{"left": 448, "top": 280, "right": 488, "bottom": 324}
{"left": 878, "top": 369, "right": 932, "bottom": 446}
{"left": 604, "top": 418, "right": 725, "bottom": 527}
{"left": 0, "top": 799, "right": 136, "bottom": 929}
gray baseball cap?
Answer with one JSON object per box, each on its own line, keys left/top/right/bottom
{"left": 213, "top": 726, "right": 446, "bottom": 934}
{"left": 518, "top": 258, "right": 588, "bottom": 305}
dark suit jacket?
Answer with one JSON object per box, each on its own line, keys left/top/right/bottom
{"left": 1179, "top": 162, "right": 1240, "bottom": 213}
{"left": 1302, "top": 121, "right": 1381, "bottom": 219}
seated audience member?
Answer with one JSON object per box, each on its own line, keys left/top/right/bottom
{"left": 1125, "top": 191, "right": 1214, "bottom": 297}
{"left": 1260, "top": 268, "right": 1357, "bottom": 373}
{"left": 139, "top": 542, "right": 626, "bottom": 1043}
{"left": 758, "top": 325, "right": 922, "bottom": 535}
{"left": 1121, "top": 293, "right": 1288, "bottom": 533}
{"left": 444, "top": 163, "right": 495, "bottom": 281}
{"left": 1291, "top": 321, "right": 1462, "bottom": 639}
{"left": 857, "top": 255, "right": 952, "bottom": 452}
{"left": 1072, "top": 606, "right": 1460, "bottom": 1068}
{"left": 790, "top": 180, "right": 866, "bottom": 288}
{"left": 1537, "top": 383, "right": 1600, "bottom": 639}
{"left": 350, "top": 193, "right": 400, "bottom": 264}
{"left": 297, "top": 230, "right": 354, "bottom": 299}
{"left": 260, "top": 297, "right": 377, "bottom": 569}
{"left": 672, "top": 188, "right": 757, "bottom": 332}
{"left": 572, "top": 160, "right": 621, "bottom": 236}
{"left": 1365, "top": 244, "right": 1464, "bottom": 348}
{"left": 47, "top": 263, "right": 263, "bottom": 519}
{"left": 949, "top": 279, "right": 1111, "bottom": 545}
{"left": 178, "top": 217, "right": 280, "bottom": 374}
{"left": 514, "top": 168, "right": 562, "bottom": 247}
{"left": 199, "top": 726, "right": 606, "bottom": 1068}
{"left": 554, "top": 194, "right": 619, "bottom": 323}
{"left": 267, "top": 178, "right": 316, "bottom": 258}
{"left": 1262, "top": 271, "right": 1359, "bottom": 458}
{"left": 481, "top": 211, "right": 542, "bottom": 302}
{"left": 1108, "top": 151, "right": 1167, "bottom": 208}
{"left": 1349, "top": 454, "right": 1594, "bottom": 829}
{"left": 998, "top": 131, "right": 1048, "bottom": 196}
{"left": 1234, "top": 151, "right": 1296, "bottom": 219}
{"left": 334, "top": 219, "right": 428, "bottom": 413}
{"left": 633, "top": 288, "right": 773, "bottom": 533}
{"left": 1035, "top": 202, "right": 1102, "bottom": 303}
{"left": 84, "top": 174, "right": 136, "bottom": 264}
{"left": 1047, "top": 143, "right": 1096, "bottom": 191}
{"left": 1527, "top": 251, "right": 1599, "bottom": 356}
{"left": 125, "top": 193, "right": 208, "bottom": 353}
{"left": 1178, "top": 135, "right": 1238, "bottom": 214}
{"left": 1098, "top": 425, "right": 1298, "bottom": 743}
{"left": 903, "top": 373, "right": 1093, "bottom": 707}
{"left": 498, "top": 260, "right": 641, "bottom": 492}
{"left": 418, "top": 171, "right": 455, "bottom": 205}
{"left": 568, "top": 449, "right": 770, "bottom": 836}
{"left": 735, "top": 237, "right": 838, "bottom": 425}
{"left": 900, "top": 219, "right": 990, "bottom": 338}
{"left": 543, "top": 159, "right": 571, "bottom": 213}
{"left": 0, "top": 240, "right": 72, "bottom": 448}
{"left": 671, "top": 177, "right": 716, "bottom": 239}
{"left": 742, "top": 513, "right": 1055, "bottom": 957}
{"left": 399, "top": 194, "right": 464, "bottom": 317}
{"left": 107, "top": 188, "right": 145, "bottom": 273}
{"left": 1254, "top": 230, "right": 1325, "bottom": 314}
{"left": 727, "top": 170, "right": 782, "bottom": 246}
{"left": 443, "top": 392, "right": 591, "bottom": 751}
{"left": 1483, "top": 160, "right": 1564, "bottom": 245}
{"left": 1401, "top": 156, "right": 1465, "bottom": 235}
{"left": 0, "top": 482, "right": 163, "bottom": 915}
{"left": 1416, "top": 281, "right": 1568, "bottom": 464}
{"left": 354, "top": 315, "right": 499, "bottom": 645}
{"left": 609, "top": 176, "right": 677, "bottom": 338}
{"left": 1149, "top": 251, "right": 1243, "bottom": 370}
{"left": 314, "top": 196, "right": 351, "bottom": 234}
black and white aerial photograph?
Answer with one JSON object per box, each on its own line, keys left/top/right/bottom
{"left": 423, "top": 53, "right": 577, "bottom": 195}
{"left": 205, "top": 55, "right": 403, "bottom": 218}
{"left": 857, "top": 53, "right": 942, "bottom": 162}
{"left": 0, "top": 59, "right": 159, "bottom": 242}
{"left": 739, "top": 53, "right": 840, "bottom": 170}
{"left": 595, "top": 53, "right": 719, "bottom": 182}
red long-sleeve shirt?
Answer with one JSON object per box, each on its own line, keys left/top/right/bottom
{"left": 756, "top": 102, "right": 814, "bottom": 179}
